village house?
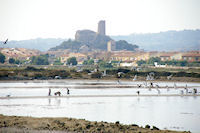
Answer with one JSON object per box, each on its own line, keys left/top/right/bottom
{"left": 110, "top": 51, "right": 135, "bottom": 62}
{"left": 0, "top": 48, "right": 41, "bottom": 60}
{"left": 159, "top": 52, "right": 178, "bottom": 61}
{"left": 60, "top": 53, "right": 87, "bottom": 64}
{"left": 182, "top": 53, "right": 200, "bottom": 62}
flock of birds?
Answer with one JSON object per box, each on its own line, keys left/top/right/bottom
{"left": 116, "top": 74, "right": 199, "bottom": 96}
{"left": 134, "top": 82, "right": 198, "bottom": 95}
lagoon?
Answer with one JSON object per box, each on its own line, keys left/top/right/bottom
{"left": 0, "top": 80, "right": 200, "bottom": 132}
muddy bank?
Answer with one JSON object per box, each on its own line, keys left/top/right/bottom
{"left": 0, "top": 114, "right": 189, "bottom": 133}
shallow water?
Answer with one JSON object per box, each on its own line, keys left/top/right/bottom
{"left": 0, "top": 80, "right": 200, "bottom": 132}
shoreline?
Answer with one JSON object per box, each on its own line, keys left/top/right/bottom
{"left": 0, "top": 114, "right": 190, "bottom": 133}
{"left": 0, "top": 94, "right": 200, "bottom": 99}
{"left": 0, "top": 78, "right": 200, "bottom": 83}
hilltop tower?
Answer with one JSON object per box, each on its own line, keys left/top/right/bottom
{"left": 97, "top": 20, "right": 106, "bottom": 35}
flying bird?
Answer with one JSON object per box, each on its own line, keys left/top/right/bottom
{"left": 4, "top": 39, "right": 8, "bottom": 44}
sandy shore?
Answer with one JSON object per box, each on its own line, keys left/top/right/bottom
{"left": 0, "top": 114, "right": 190, "bottom": 133}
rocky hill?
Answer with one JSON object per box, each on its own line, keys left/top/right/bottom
{"left": 1, "top": 29, "right": 199, "bottom": 52}
{"left": 75, "top": 30, "right": 112, "bottom": 50}
{"left": 49, "top": 30, "right": 138, "bottom": 52}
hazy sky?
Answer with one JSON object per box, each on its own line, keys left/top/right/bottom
{"left": 0, "top": 0, "right": 200, "bottom": 41}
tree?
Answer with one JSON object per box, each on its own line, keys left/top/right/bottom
{"left": 67, "top": 57, "right": 77, "bottom": 65}
{"left": 0, "top": 53, "right": 5, "bottom": 63}
{"left": 147, "top": 57, "right": 161, "bottom": 65}
{"left": 31, "top": 54, "right": 49, "bottom": 65}
{"left": 15, "top": 59, "right": 21, "bottom": 64}
{"left": 9, "top": 58, "right": 15, "bottom": 64}
{"left": 136, "top": 60, "right": 146, "bottom": 66}
{"left": 99, "top": 61, "right": 113, "bottom": 68}
{"left": 83, "top": 59, "right": 94, "bottom": 65}
{"left": 53, "top": 58, "right": 63, "bottom": 65}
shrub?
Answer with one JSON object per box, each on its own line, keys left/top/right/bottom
{"left": 25, "top": 66, "right": 39, "bottom": 71}
{"left": 145, "top": 125, "right": 150, "bottom": 129}
{"left": 152, "top": 126, "right": 159, "bottom": 130}
{"left": 115, "top": 121, "right": 120, "bottom": 124}
{"left": 91, "top": 72, "right": 102, "bottom": 79}
{"left": 0, "top": 52, "right": 5, "bottom": 63}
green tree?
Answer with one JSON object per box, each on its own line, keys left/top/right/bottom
{"left": 83, "top": 59, "right": 94, "bottom": 65}
{"left": 31, "top": 54, "right": 49, "bottom": 65}
{"left": 99, "top": 60, "right": 113, "bottom": 68}
{"left": 9, "top": 58, "right": 15, "bottom": 64}
{"left": 53, "top": 58, "right": 63, "bottom": 65}
{"left": 15, "top": 59, "right": 21, "bottom": 64}
{"left": 0, "top": 52, "right": 5, "bottom": 63}
{"left": 67, "top": 57, "right": 77, "bottom": 65}
{"left": 136, "top": 60, "right": 146, "bottom": 66}
{"left": 147, "top": 57, "right": 161, "bottom": 65}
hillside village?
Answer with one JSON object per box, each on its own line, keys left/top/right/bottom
{"left": 1, "top": 47, "right": 200, "bottom": 67}
{"left": 0, "top": 20, "right": 200, "bottom": 67}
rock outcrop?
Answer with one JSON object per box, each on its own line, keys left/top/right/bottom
{"left": 75, "top": 30, "right": 112, "bottom": 50}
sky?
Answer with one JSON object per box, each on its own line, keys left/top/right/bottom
{"left": 0, "top": 0, "right": 200, "bottom": 41}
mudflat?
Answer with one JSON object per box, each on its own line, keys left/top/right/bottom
{"left": 0, "top": 114, "right": 190, "bottom": 133}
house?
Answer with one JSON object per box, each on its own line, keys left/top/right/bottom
{"left": 182, "top": 53, "right": 200, "bottom": 62}
{"left": 110, "top": 51, "right": 135, "bottom": 62}
{"left": 159, "top": 52, "right": 177, "bottom": 61}
{"left": 60, "top": 53, "right": 87, "bottom": 64}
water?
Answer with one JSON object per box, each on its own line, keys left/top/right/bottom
{"left": 0, "top": 80, "right": 200, "bottom": 132}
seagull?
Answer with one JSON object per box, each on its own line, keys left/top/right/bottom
{"left": 4, "top": 39, "right": 8, "bottom": 44}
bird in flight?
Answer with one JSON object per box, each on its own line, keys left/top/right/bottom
{"left": 4, "top": 39, "right": 8, "bottom": 44}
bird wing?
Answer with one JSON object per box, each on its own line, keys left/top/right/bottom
{"left": 4, "top": 39, "right": 8, "bottom": 44}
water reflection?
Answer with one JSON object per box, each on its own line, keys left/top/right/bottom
{"left": 48, "top": 98, "right": 51, "bottom": 105}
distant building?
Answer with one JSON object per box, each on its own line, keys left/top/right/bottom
{"left": 97, "top": 20, "right": 105, "bottom": 35}
{"left": 107, "top": 40, "right": 116, "bottom": 52}
{"left": 182, "top": 53, "right": 200, "bottom": 62}
{"left": 60, "top": 53, "right": 87, "bottom": 64}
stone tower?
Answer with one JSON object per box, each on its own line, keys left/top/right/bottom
{"left": 97, "top": 20, "right": 106, "bottom": 35}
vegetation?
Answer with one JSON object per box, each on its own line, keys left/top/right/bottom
{"left": 53, "top": 58, "right": 64, "bottom": 65}
{"left": 0, "top": 65, "right": 199, "bottom": 81}
{"left": 0, "top": 52, "right": 5, "bottom": 63}
{"left": 49, "top": 35, "right": 139, "bottom": 52}
{"left": 8, "top": 58, "right": 15, "bottom": 64}
{"left": 67, "top": 57, "right": 77, "bottom": 65}
{"left": 91, "top": 72, "right": 102, "bottom": 78}
{"left": 14, "top": 59, "right": 21, "bottom": 64}
{"left": 98, "top": 60, "right": 113, "bottom": 68}
{"left": 83, "top": 59, "right": 94, "bottom": 65}
{"left": 30, "top": 54, "right": 49, "bottom": 65}
{"left": 137, "top": 57, "right": 200, "bottom": 67}
{"left": 116, "top": 40, "right": 138, "bottom": 51}
{"left": 49, "top": 39, "right": 82, "bottom": 51}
